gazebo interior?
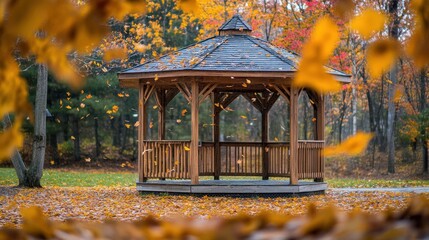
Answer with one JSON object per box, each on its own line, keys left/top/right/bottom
{"left": 118, "top": 15, "right": 350, "bottom": 195}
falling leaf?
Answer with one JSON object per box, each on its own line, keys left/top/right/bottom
{"left": 176, "top": 119, "right": 182, "bottom": 124}
{"left": 85, "top": 157, "right": 91, "bottom": 162}
{"left": 312, "top": 117, "right": 317, "bottom": 122}
{"left": 274, "top": 137, "right": 279, "bottom": 142}
{"left": 80, "top": 103, "right": 85, "bottom": 108}
{"left": 20, "top": 206, "right": 53, "bottom": 238}
{"left": 70, "top": 136, "right": 75, "bottom": 140}
{"left": 324, "top": 132, "right": 373, "bottom": 156}
{"left": 366, "top": 38, "right": 401, "bottom": 78}
{"left": 181, "top": 109, "right": 187, "bottom": 116}
{"left": 103, "top": 47, "right": 128, "bottom": 62}
{"left": 125, "top": 123, "right": 131, "bottom": 129}
{"left": 50, "top": 160, "right": 54, "bottom": 165}
{"left": 134, "top": 121, "right": 140, "bottom": 127}
{"left": 240, "top": 115, "right": 247, "bottom": 119}
{"left": 66, "top": 105, "right": 72, "bottom": 109}
{"left": 86, "top": 94, "right": 93, "bottom": 99}
{"left": 112, "top": 105, "right": 119, "bottom": 113}
{"left": 154, "top": 74, "right": 159, "bottom": 81}
{"left": 184, "top": 146, "right": 190, "bottom": 151}
{"left": 153, "top": 105, "right": 158, "bottom": 109}
{"left": 242, "top": 83, "right": 247, "bottom": 87}
{"left": 178, "top": 0, "right": 199, "bottom": 16}
{"left": 349, "top": 9, "right": 387, "bottom": 40}
{"left": 117, "top": 93, "right": 125, "bottom": 97}
{"left": 149, "top": 121, "right": 154, "bottom": 129}
{"left": 333, "top": 0, "right": 355, "bottom": 19}
{"left": 294, "top": 17, "right": 341, "bottom": 93}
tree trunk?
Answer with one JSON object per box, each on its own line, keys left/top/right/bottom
{"left": 94, "top": 117, "right": 101, "bottom": 157}
{"left": 72, "top": 116, "right": 80, "bottom": 161}
{"left": 419, "top": 70, "right": 428, "bottom": 173}
{"left": 26, "top": 63, "right": 49, "bottom": 187}
{"left": 387, "top": 0, "right": 400, "bottom": 174}
{"left": 2, "top": 115, "right": 26, "bottom": 186}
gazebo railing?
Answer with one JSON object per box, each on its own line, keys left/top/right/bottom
{"left": 298, "top": 140, "right": 324, "bottom": 179}
{"left": 142, "top": 140, "right": 191, "bottom": 179}
{"left": 140, "top": 140, "right": 324, "bottom": 180}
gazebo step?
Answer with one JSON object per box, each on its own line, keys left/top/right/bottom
{"left": 136, "top": 180, "right": 327, "bottom": 196}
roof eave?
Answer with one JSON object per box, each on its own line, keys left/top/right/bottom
{"left": 118, "top": 69, "right": 351, "bottom": 83}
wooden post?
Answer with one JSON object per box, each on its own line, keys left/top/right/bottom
{"left": 191, "top": 80, "right": 199, "bottom": 184}
{"left": 315, "top": 95, "right": 325, "bottom": 182}
{"left": 157, "top": 90, "right": 166, "bottom": 140}
{"left": 138, "top": 83, "right": 147, "bottom": 182}
{"left": 262, "top": 109, "right": 269, "bottom": 180}
{"left": 213, "top": 92, "right": 221, "bottom": 180}
{"left": 289, "top": 87, "right": 298, "bottom": 185}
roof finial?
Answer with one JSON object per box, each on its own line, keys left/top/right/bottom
{"left": 218, "top": 14, "right": 252, "bottom": 36}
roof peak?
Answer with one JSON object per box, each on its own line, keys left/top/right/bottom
{"left": 218, "top": 14, "right": 252, "bottom": 35}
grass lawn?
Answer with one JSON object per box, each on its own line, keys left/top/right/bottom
{"left": 0, "top": 168, "right": 137, "bottom": 187}
{"left": 2, "top": 167, "right": 429, "bottom": 188}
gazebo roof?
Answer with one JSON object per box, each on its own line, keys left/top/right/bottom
{"left": 119, "top": 15, "right": 350, "bottom": 84}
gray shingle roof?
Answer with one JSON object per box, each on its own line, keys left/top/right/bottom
{"left": 120, "top": 15, "right": 349, "bottom": 79}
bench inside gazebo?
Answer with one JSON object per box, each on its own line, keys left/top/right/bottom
{"left": 118, "top": 15, "right": 350, "bottom": 195}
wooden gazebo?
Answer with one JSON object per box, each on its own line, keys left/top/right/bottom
{"left": 118, "top": 15, "right": 350, "bottom": 195}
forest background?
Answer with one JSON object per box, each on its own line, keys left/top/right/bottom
{"left": 2, "top": 0, "right": 428, "bottom": 180}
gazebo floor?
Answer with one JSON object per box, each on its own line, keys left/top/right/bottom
{"left": 137, "top": 180, "right": 327, "bottom": 196}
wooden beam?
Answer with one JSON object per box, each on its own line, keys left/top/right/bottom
{"left": 290, "top": 87, "right": 299, "bottom": 185}
{"left": 139, "top": 83, "right": 147, "bottom": 182}
{"left": 176, "top": 83, "right": 191, "bottom": 102}
{"left": 213, "top": 92, "right": 221, "bottom": 180}
{"left": 154, "top": 89, "right": 166, "bottom": 140}
{"left": 272, "top": 84, "right": 290, "bottom": 104}
{"left": 262, "top": 108, "right": 269, "bottom": 180}
{"left": 242, "top": 93, "right": 264, "bottom": 112}
{"left": 265, "top": 92, "right": 280, "bottom": 111}
{"left": 199, "top": 84, "right": 217, "bottom": 105}
{"left": 315, "top": 94, "right": 325, "bottom": 182}
{"left": 219, "top": 92, "right": 240, "bottom": 109}
{"left": 165, "top": 88, "right": 179, "bottom": 104}
{"left": 190, "top": 79, "right": 199, "bottom": 184}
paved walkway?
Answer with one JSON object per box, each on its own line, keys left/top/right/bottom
{"left": 331, "top": 187, "right": 429, "bottom": 193}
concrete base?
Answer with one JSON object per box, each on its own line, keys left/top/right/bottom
{"left": 137, "top": 180, "right": 327, "bottom": 196}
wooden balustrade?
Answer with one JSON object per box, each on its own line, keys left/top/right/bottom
{"left": 298, "top": 140, "right": 324, "bottom": 179}
{"left": 219, "top": 142, "right": 263, "bottom": 176}
{"left": 267, "top": 143, "right": 290, "bottom": 177}
{"left": 140, "top": 140, "right": 324, "bottom": 180}
{"left": 142, "top": 140, "right": 191, "bottom": 179}
{"left": 199, "top": 142, "right": 215, "bottom": 175}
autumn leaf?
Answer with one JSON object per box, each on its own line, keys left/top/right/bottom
{"left": 20, "top": 206, "right": 53, "bottom": 238}
{"left": 293, "top": 17, "right": 341, "bottom": 93}
{"left": 349, "top": 9, "right": 387, "bottom": 40}
{"left": 178, "top": 0, "right": 199, "bottom": 16}
{"left": 181, "top": 109, "right": 188, "bottom": 116}
{"left": 70, "top": 136, "right": 76, "bottom": 140}
{"left": 333, "top": 0, "right": 355, "bottom": 19}
{"left": 366, "top": 38, "right": 401, "bottom": 78}
{"left": 134, "top": 121, "right": 140, "bottom": 127}
{"left": 112, "top": 105, "right": 119, "bottom": 113}
{"left": 103, "top": 47, "right": 128, "bottom": 62}
{"left": 125, "top": 123, "right": 131, "bottom": 129}
{"left": 184, "top": 146, "right": 190, "bottom": 151}
{"left": 406, "top": 0, "right": 429, "bottom": 67}
{"left": 324, "top": 132, "right": 373, "bottom": 156}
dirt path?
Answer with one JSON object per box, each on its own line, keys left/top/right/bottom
{"left": 332, "top": 187, "right": 429, "bottom": 193}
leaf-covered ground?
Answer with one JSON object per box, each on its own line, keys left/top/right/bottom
{"left": 1, "top": 186, "right": 428, "bottom": 229}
